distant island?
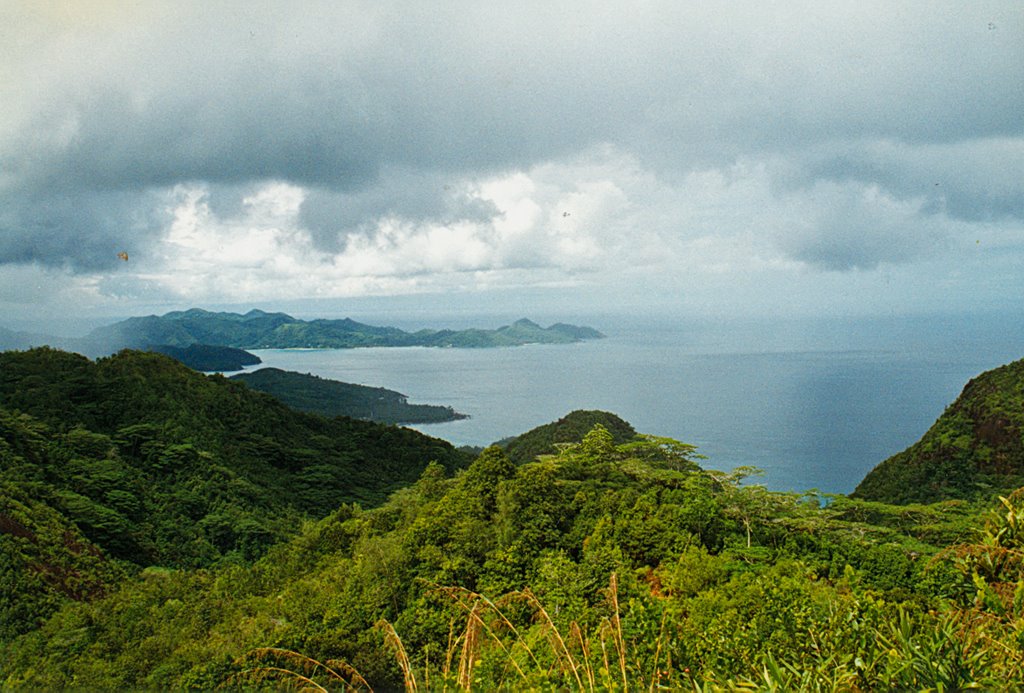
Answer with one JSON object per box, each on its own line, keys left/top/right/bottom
{"left": 82, "top": 308, "right": 605, "bottom": 352}
{"left": 231, "top": 367, "right": 467, "bottom": 425}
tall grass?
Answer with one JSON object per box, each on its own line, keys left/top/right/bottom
{"left": 228, "top": 646, "right": 370, "bottom": 691}
{"left": 373, "top": 574, "right": 633, "bottom": 692}
{"left": 229, "top": 569, "right": 1013, "bottom": 691}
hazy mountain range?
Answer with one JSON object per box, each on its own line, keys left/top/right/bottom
{"left": 0, "top": 309, "right": 604, "bottom": 357}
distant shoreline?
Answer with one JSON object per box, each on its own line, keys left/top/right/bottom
{"left": 80, "top": 309, "right": 606, "bottom": 352}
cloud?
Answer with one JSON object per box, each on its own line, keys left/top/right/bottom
{"left": 11, "top": 144, "right": 1008, "bottom": 312}
{"left": 297, "top": 169, "right": 501, "bottom": 253}
{"left": 0, "top": 1, "right": 1021, "bottom": 318}
{"left": 7, "top": 3, "right": 1020, "bottom": 188}
{"left": 799, "top": 138, "right": 1024, "bottom": 223}
{"left": 120, "top": 157, "right": 641, "bottom": 302}
{"left": 776, "top": 181, "right": 948, "bottom": 271}
{"left": 0, "top": 187, "right": 171, "bottom": 271}
{"left": 0, "top": 263, "right": 92, "bottom": 306}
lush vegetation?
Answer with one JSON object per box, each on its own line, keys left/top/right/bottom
{"left": 4, "top": 347, "right": 1024, "bottom": 690}
{"left": 3, "top": 423, "right": 1022, "bottom": 690}
{"left": 855, "top": 357, "right": 1024, "bottom": 504}
{"left": 148, "top": 343, "right": 262, "bottom": 372}
{"left": 0, "top": 348, "right": 469, "bottom": 636}
{"left": 232, "top": 368, "right": 467, "bottom": 424}
{"left": 83, "top": 308, "right": 605, "bottom": 351}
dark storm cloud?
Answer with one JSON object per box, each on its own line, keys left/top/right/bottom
{"left": 1, "top": 1, "right": 1021, "bottom": 275}
{"left": 0, "top": 187, "right": 170, "bottom": 272}
{"left": 10, "top": 80, "right": 382, "bottom": 193}
{"left": 784, "top": 218, "right": 938, "bottom": 273}
{"left": 299, "top": 170, "right": 500, "bottom": 252}
{"left": 802, "top": 139, "right": 1024, "bottom": 223}
{"left": 775, "top": 181, "right": 948, "bottom": 271}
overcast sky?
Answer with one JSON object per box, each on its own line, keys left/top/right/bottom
{"left": 1, "top": 1, "right": 1022, "bottom": 330}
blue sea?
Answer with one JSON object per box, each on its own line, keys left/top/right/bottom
{"left": 247, "top": 312, "right": 1024, "bottom": 495}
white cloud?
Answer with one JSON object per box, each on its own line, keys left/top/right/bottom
{"left": 66, "top": 140, "right": 1009, "bottom": 313}
{"left": 0, "top": 2, "right": 1021, "bottom": 321}
{"left": 122, "top": 164, "right": 635, "bottom": 302}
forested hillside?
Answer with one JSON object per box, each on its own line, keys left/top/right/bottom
{"left": 4, "top": 423, "right": 1022, "bottom": 689}
{"left": 4, "top": 349, "right": 1024, "bottom": 689}
{"left": 0, "top": 348, "right": 469, "bottom": 638}
{"left": 855, "top": 358, "right": 1024, "bottom": 504}
{"left": 499, "top": 409, "right": 638, "bottom": 464}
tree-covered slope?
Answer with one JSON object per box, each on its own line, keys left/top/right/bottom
{"left": 854, "top": 358, "right": 1024, "bottom": 504}
{"left": 0, "top": 412, "right": 129, "bottom": 640}
{"left": 85, "top": 309, "right": 298, "bottom": 351}
{"left": 0, "top": 348, "right": 470, "bottom": 571}
{"left": 231, "top": 368, "right": 467, "bottom": 424}
{"left": 500, "top": 409, "right": 638, "bottom": 464}
{"left": 83, "top": 308, "right": 604, "bottom": 351}
{"left": 3, "top": 424, "right": 1013, "bottom": 690}
{"left": 8, "top": 348, "right": 1024, "bottom": 689}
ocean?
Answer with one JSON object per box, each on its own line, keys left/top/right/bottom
{"left": 247, "top": 312, "right": 1024, "bottom": 495}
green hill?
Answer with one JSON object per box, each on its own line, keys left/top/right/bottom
{"left": 83, "top": 309, "right": 604, "bottom": 351}
{"left": 231, "top": 368, "right": 467, "bottom": 424}
{"left": 0, "top": 347, "right": 471, "bottom": 638}
{"left": 0, "top": 348, "right": 469, "bottom": 564}
{"left": 500, "top": 409, "right": 638, "bottom": 464}
{"left": 854, "top": 358, "right": 1024, "bottom": 504}
{"left": 3, "top": 420, "right": 1011, "bottom": 690}
{"left": 7, "top": 348, "right": 1024, "bottom": 689}
{"left": 0, "top": 427, "right": 129, "bottom": 640}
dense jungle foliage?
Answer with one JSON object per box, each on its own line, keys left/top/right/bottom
{"left": 3, "top": 348, "right": 1024, "bottom": 690}
{"left": 0, "top": 348, "right": 467, "bottom": 637}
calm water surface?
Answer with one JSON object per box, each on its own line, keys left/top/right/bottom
{"left": 247, "top": 314, "right": 1024, "bottom": 495}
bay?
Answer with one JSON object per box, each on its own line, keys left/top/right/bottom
{"left": 247, "top": 312, "right": 1024, "bottom": 495}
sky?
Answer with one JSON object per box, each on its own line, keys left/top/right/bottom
{"left": 1, "top": 1, "right": 1022, "bottom": 332}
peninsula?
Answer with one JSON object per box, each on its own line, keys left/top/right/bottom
{"left": 231, "top": 367, "right": 467, "bottom": 425}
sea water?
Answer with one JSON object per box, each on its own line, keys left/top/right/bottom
{"left": 247, "top": 312, "right": 1024, "bottom": 495}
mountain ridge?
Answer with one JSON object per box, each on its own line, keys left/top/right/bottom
{"left": 82, "top": 308, "right": 605, "bottom": 352}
